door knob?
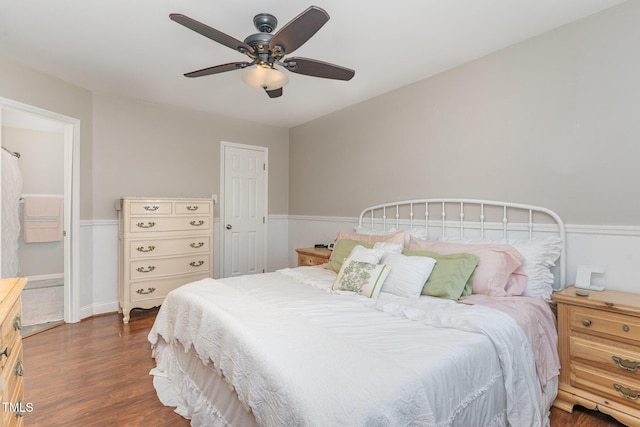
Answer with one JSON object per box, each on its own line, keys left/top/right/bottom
{"left": 226, "top": 224, "right": 232, "bottom": 230}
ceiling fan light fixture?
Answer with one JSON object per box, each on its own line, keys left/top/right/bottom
{"left": 241, "top": 64, "right": 289, "bottom": 91}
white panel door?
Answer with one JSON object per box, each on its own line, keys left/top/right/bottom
{"left": 222, "top": 143, "right": 267, "bottom": 277}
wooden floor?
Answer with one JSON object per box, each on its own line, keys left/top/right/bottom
{"left": 22, "top": 311, "right": 627, "bottom": 427}
{"left": 22, "top": 309, "right": 189, "bottom": 427}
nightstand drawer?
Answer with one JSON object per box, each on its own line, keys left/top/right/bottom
{"left": 573, "top": 362, "right": 640, "bottom": 408}
{"left": 298, "top": 254, "right": 327, "bottom": 266}
{"left": 295, "top": 247, "right": 332, "bottom": 267}
{"left": 570, "top": 306, "right": 640, "bottom": 345}
{"left": 571, "top": 335, "right": 640, "bottom": 380}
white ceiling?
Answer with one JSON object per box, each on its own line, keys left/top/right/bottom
{"left": 0, "top": 0, "right": 627, "bottom": 128}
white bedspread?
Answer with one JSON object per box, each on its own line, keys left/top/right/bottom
{"left": 149, "top": 267, "right": 549, "bottom": 426}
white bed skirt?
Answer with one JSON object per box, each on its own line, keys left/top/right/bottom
{"left": 152, "top": 338, "right": 259, "bottom": 427}
{"left": 151, "top": 337, "right": 558, "bottom": 427}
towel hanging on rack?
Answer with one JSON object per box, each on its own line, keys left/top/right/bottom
{"left": 23, "top": 195, "right": 63, "bottom": 243}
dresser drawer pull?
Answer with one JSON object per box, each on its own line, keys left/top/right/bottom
{"left": 614, "top": 383, "right": 640, "bottom": 400}
{"left": 189, "top": 220, "right": 205, "bottom": 227}
{"left": 136, "top": 245, "right": 156, "bottom": 253}
{"left": 190, "top": 261, "right": 204, "bottom": 267}
{"left": 14, "top": 359, "right": 24, "bottom": 377}
{"left": 136, "top": 221, "right": 156, "bottom": 229}
{"left": 144, "top": 205, "right": 160, "bottom": 211}
{"left": 623, "top": 324, "right": 630, "bottom": 332}
{"left": 136, "top": 266, "right": 156, "bottom": 273}
{"left": 582, "top": 319, "right": 592, "bottom": 327}
{"left": 612, "top": 356, "right": 640, "bottom": 371}
{"left": 13, "top": 400, "right": 26, "bottom": 418}
{"left": 13, "top": 314, "right": 22, "bottom": 331}
{"left": 189, "top": 242, "right": 205, "bottom": 248}
{"left": 186, "top": 205, "right": 199, "bottom": 211}
{"left": 136, "top": 287, "right": 156, "bottom": 295}
{"left": 0, "top": 346, "right": 11, "bottom": 358}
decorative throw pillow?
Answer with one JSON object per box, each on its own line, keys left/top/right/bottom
{"left": 325, "top": 239, "right": 373, "bottom": 273}
{"left": 380, "top": 253, "right": 437, "bottom": 298}
{"left": 332, "top": 259, "right": 390, "bottom": 298}
{"left": 439, "top": 236, "right": 562, "bottom": 300}
{"left": 402, "top": 249, "right": 479, "bottom": 300}
{"left": 408, "top": 236, "right": 525, "bottom": 297}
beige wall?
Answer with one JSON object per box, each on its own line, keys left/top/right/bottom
{"left": 92, "top": 94, "right": 289, "bottom": 219}
{"left": 289, "top": 1, "right": 640, "bottom": 225}
{"left": 0, "top": 55, "right": 93, "bottom": 219}
{"left": 0, "top": 56, "right": 289, "bottom": 222}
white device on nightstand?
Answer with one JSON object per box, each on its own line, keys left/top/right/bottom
{"left": 574, "top": 265, "right": 606, "bottom": 291}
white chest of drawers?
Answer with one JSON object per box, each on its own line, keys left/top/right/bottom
{"left": 118, "top": 197, "right": 213, "bottom": 322}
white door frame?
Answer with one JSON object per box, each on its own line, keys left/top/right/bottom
{"left": 0, "top": 96, "right": 81, "bottom": 323}
{"left": 219, "top": 141, "right": 268, "bottom": 278}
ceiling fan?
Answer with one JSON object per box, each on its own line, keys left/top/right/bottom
{"left": 170, "top": 6, "right": 355, "bottom": 98}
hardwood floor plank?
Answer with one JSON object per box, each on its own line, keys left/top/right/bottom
{"left": 22, "top": 310, "right": 189, "bottom": 427}
{"left": 22, "top": 310, "right": 629, "bottom": 426}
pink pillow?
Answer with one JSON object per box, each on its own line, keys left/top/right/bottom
{"left": 408, "top": 236, "right": 526, "bottom": 296}
{"left": 334, "top": 230, "right": 405, "bottom": 246}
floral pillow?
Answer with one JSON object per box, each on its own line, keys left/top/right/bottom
{"left": 332, "top": 259, "right": 391, "bottom": 298}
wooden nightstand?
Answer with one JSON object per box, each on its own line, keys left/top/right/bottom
{"left": 295, "top": 247, "right": 332, "bottom": 267}
{"left": 552, "top": 286, "right": 640, "bottom": 426}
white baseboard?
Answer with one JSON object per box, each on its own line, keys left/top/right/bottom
{"left": 80, "top": 301, "right": 120, "bottom": 320}
{"left": 25, "top": 273, "right": 64, "bottom": 283}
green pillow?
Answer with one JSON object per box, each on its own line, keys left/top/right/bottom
{"left": 325, "top": 239, "right": 373, "bottom": 273}
{"left": 402, "top": 249, "right": 479, "bottom": 300}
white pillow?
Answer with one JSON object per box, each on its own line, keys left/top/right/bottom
{"left": 381, "top": 253, "right": 437, "bottom": 298}
{"left": 348, "top": 245, "right": 384, "bottom": 264}
{"left": 439, "top": 236, "right": 562, "bottom": 300}
{"left": 373, "top": 241, "right": 403, "bottom": 255}
{"left": 332, "top": 259, "right": 391, "bottom": 298}
{"left": 354, "top": 226, "right": 398, "bottom": 235}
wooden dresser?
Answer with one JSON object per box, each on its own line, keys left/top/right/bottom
{"left": 295, "top": 247, "right": 332, "bottom": 266}
{"left": 118, "top": 197, "right": 214, "bottom": 322}
{"left": 553, "top": 286, "right": 640, "bottom": 425}
{"left": 0, "top": 277, "right": 26, "bottom": 426}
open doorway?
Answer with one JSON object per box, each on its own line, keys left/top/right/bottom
{"left": 0, "top": 97, "right": 80, "bottom": 327}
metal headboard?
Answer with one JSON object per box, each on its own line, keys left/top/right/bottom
{"left": 358, "top": 198, "right": 566, "bottom": 288}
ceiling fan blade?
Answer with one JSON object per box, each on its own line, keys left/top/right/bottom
{"left": 265, "top": 87, "right": 283, "bottom": 98}
{"left": 284, "top": 57, "right": 355, "bottom": 81}
{"left": 269, "top": 6, "right": 329, "bottom": 55}
{"left": 184, "top": 62, "right": 250, "bottom": 78}
{"left": 170, "top": 13, "right": 254, "bottom": 55}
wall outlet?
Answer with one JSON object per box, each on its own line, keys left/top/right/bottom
{"left": 212, "top": 194, "right": 218, "bottom": 204}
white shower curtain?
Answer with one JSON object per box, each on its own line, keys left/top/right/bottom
{"left": 1, "top": 148, "right": 23, "bottom": 278}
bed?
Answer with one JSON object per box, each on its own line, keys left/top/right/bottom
{"left": 148, "top": 198, "right": 565, "bottom": 427}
